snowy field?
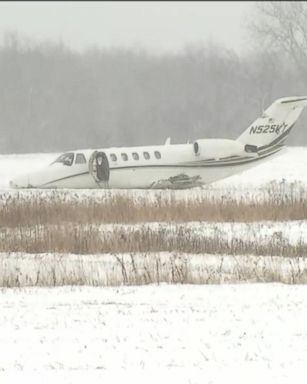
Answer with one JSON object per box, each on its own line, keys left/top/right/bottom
{"left": 1, "top": 252, "right": 307, "bottom": 286}
{"left": 0, "top": 147, "right": 307, "bottom": 203}
{"left": 1, "top": 148, "right": 307, "bottom": 381}
{"left": 0, "top": 284, "right": 307, "bottom": 383}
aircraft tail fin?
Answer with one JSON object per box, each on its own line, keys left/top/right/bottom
{"left": 237, "top": 96, "right": 307, "bottom": 155}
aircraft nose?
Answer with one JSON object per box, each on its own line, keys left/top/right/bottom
{"left": 9, "top": 174, "right": 30, "bottom": 189}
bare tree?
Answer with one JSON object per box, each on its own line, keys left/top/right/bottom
{"left": 249, "top": 1, "right": 307, "bottom": 79}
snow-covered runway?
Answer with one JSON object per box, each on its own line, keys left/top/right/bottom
{"left": 0, "top": 284, "right": 307, "bottom": 382}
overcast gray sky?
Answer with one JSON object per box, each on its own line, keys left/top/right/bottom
{"left": 0, "top": 1, "right": 254, "bottom": 54}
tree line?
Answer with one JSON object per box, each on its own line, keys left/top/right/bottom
{"left": 0, "top": 2, "right": 307, "bottom": 153}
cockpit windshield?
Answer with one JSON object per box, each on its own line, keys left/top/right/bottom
{"left": 51, "top": 152, "right": 74, "bottom": 166}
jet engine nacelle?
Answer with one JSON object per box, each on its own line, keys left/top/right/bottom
{"left": 193, "top": 139, "right": 257, "bottom": 159}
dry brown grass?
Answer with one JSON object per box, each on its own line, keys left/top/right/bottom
{"left": 1, "top": 225, "right": 306, "bottom": 257}
{"left": 1, "top": 189, "right": 307, "bottom": 286}
{"left": 1, "top": 192, "right": 306, "bottom": 276}
{"left": 1, "top": 194, "right": 307, "bottom": 227}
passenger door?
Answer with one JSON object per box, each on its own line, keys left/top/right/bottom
{"left": 89, "top": 151, "right": 110, "bottom": 187}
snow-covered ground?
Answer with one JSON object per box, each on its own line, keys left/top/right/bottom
{"left": 0, "top": 147, "right": 307, "bottom": 203}
{"left": 1, "top": 148, "right": 307, "bottom": 382}
{"left": 0, "top": 284, "right": 307, "bottom": 383}
{"left": 1, "top": 252, "right": 306, "bottom": 286}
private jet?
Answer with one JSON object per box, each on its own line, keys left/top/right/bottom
{"left": 10, "top": 96, "right": 307, "bottom": 189}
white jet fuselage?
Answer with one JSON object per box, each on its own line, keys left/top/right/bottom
{"left": 10, "top": 139, "right": 281, "bottom": 189}
{"left": 10, "top": 96, "right": 307, "bottom": 189}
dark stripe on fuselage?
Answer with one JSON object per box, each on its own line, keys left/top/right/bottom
{"left": 258, "top": 144, "right": 285, "bottom": 157}
{"left": 257, "top": 122, "right": 294, "bottom": 151}
{"left": 281, "top": 98, "right": 307, "bottom": 104}
{"left": 185, "top": 156, "right": 253, "bottom": 166}
{"left": 40, "top": 171, "right": 89, "bottom": 186}
{"left": 187, "top": 155, "right": 242, "bottom": 165}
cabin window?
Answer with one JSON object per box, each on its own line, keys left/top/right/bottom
{"left": 132, "top": 152, "right": 139, "bottom": 160}
{"left": 110, "top": 153, "right": 117, "bottom": 162}
{"left": 143, "top": 152, "right": 150, "bottom": 160}
{"left": 75, "top": 153, "right": 87, "bottom": 164}
{"left": 52, "top": 152, "right": 74, "bottom": 166}
{"left": 121, "top": 153, "right": 128, "bottom": 161}
{"left": 154, "top": 151, "right": 161, "bottom": 159}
